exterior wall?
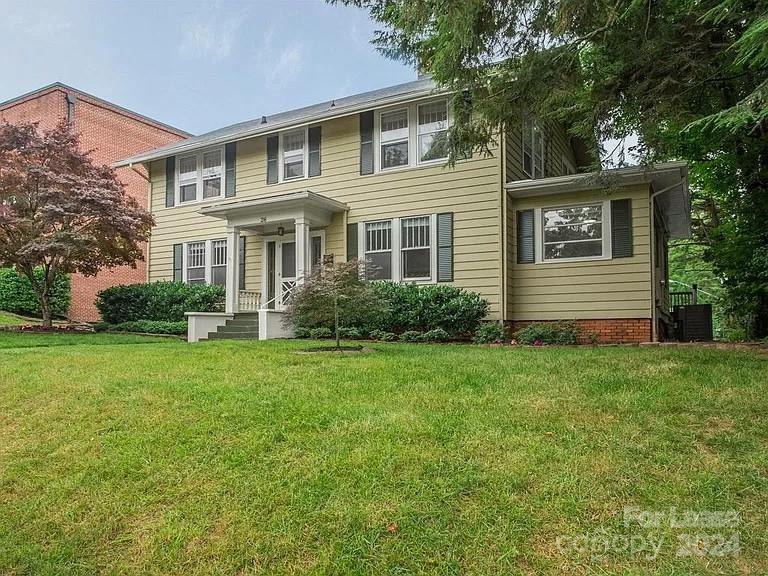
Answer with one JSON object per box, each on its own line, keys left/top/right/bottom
{"left": 506, "top": 184, "right": 653, "bottom": 323}
{"left": 148, "top": 112, "right": 506, "bottom": 318}
{"left": 0, "top": 86, "right": 188, "bottom": 321}
{"left": 508, "top": 318, "right": 652, "bottom": 344}
{"left": 505, "top": 118, "right": 578, "bottom": 182}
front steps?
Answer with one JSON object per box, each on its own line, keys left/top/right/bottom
{"left": 206, "top": 313, "right": 259, "bottom": 340}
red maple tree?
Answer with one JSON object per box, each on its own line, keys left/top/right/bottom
{"left": 0, "top": 121, "right": 153, "bottom": 327}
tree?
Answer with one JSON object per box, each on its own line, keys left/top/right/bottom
{"left": 0, "top": 121, "right": 154, "bottom": 327}
{"left": 335, "top": 0, "right": 768, "bottom": 336}
{"left": 283, "top": 259, "right": 387, "bottom": 347}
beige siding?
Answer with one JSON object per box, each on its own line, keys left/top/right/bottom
{"left": 507, "top": 185, "right": 652, "bottom": 321}
{"left": 148, "top": 113, "right": 505, "bottom": 318}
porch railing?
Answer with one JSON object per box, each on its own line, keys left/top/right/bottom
{"left": 670, "top": 285, "right": 698, "bottom": 309}
{"left": 238, "top": 290, "right": 261, "bottom": 312}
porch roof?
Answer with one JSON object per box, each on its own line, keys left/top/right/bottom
{"left": 199, "top": 190, "right": 348, "bottom": 229}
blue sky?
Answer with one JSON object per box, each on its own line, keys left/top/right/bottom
{"left": 0, "top": 0, "right": 415, "bottom": 135}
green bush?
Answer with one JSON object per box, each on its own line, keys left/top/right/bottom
{"left": 309, "top": 327, "right": 333, "bottom": 339}
{"left": 294, "top": 326, "right": 311, "bottom": 338}
{"left": 514, "top": 321, "right": 580, "bottom": 345}
{"left": 96, "top": 282, "right": 224, "bottom": 323}
{"left": 370, "top": 282, "right": 489, "bottom": 337}
{"left": 337, "top": 326, "right": 364, "bottom": 339}
{"left": 419, "top": 327, "right": 451, "bottom": 342}
{"left": 95, "top": 320, "right": 187, "bottom": 335}
{"left": 368, "top": 329, "right": 396, "bottom": 341}
{"left": 0, "top": 268, "right": 70, "bottom": 318}
{"left": 473, "top": 322, "right": 506, "bottom": 344}
{"left": 399, "top": 330, "right": 423, "bottom": 342}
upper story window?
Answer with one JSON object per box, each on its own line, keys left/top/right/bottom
{"left": 380, "top": 109, "right": 409, "bottom": 169}
{"left": 522, "top": 114, "right": 545, "bottom": 178}
{"left": 542, "top": 204, "right": 603, "bottom": 260}
{"left": 375, "top": 99, "right": 451, "bottom": 173}
{"left": 282, "top": 130, "right": 305, "bottom": 180}
{"left": 562, "top": 155, "right": 576, "bottom": 176}
{"left": 417, "top": 101, "right": 449, "bottom": 162}
{"left": 178, "top": 147, "right": 224, "bottom": 204}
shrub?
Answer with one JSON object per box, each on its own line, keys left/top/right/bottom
{"left": 368, "top": 329, "right": 396, "bottom": 341}
{"left": 96, "top": 282, "right": 224, "bottom": 323}
{"left": 399, "top": 330, "right": 423, "bottom": 342}
{"left": 94, "top": 320, "right": 188, "bottom": 335}
{"left": 419, "top": 327, "right": 451, "bottom": 342}
{"left": 514, "top": 321, "right": 580, "bottom": 345}
{"left": 294, "top": 326, "right": 311, "bottom": 338}
{"left": 473, "top": 322, "right": 506, "bottom": 344}
{"left": 0, "top": 268, "right": 70, "bottom": 318}
{"left": 309, "top": 327, "right": 333, "bottom": 339}
{"left": 338, "top": 326, "right": 364, "bottom": 339}
{"left": 370, "top": 282, "right": 489, "bottom": 337}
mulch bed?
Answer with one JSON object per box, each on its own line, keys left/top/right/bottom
{"left": 0, "top": 324, "right": 94, "bottom": 333}
{"left": 297, "top": 345, "right": 372, "bottom": 354}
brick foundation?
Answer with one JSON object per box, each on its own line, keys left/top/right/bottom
{"left": 0, "top": 84, "right": 188, "bottom": 321}
{"left": 508, "top": 318, "right": 653, "bottom": 344}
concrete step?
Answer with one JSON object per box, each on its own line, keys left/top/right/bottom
{"left": 217, "top": 324, "right": 259, "bottom": 334}
{"left": 226, "top": 318, "right": 260, "bottom": 326}
{"left": 207, "top": 331, "right": 259, "bottom": 340}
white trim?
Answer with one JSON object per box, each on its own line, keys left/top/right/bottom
{"left": 176, "top": 146, "right": 226, "bottom": 206}
{"left": 534, "top": 200, "right": 612, "bottom": 264}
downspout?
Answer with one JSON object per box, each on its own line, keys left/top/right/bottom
{"left": 649, "top": 180, "right": 683, "bottom": 341}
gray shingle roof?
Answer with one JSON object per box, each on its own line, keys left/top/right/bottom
{"left": 115, "top": 77, "right": 439, "bottom": 167}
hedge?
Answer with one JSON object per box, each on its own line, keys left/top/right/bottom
{"left": 94, "top": 320, "right": 188, "bottom": 335}
{"left": 0, "top": 268, "right": 70, "bottom": 318}
{"left": 96, "top": 282, "right": 225, "bottom": 324}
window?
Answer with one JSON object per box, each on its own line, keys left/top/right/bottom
{"left": 380, "top": 109, "right": 409, "bottom": 169}
{"left": 177, "top": 148, "right": 224, "bottom": 203}
{"left": 211, "top": 239, "right": 227, "bottom": 286}
{"left": 282, "top": 130, "right": 305, "bottom": 180}
{"left": 522, "top": 114, "right": 545, "bottom": 178}
{"left": 542, "top": 204, "right": 603, "bottom": 260}
{"left": 311, "top": 235, "right": 323, "bottom": 270}
{"left": 401, "top": 216, "right": 431, "bottom": 280}
{"left": 417, "top": 101, "right": 449, "bottom": 163}
{"left": 186, "top": 242, "right": 206, "bottom": 285}
{"left": 365, "top": 220, "right": 392, "bottom": 280}
{"left": 562, "top": 155, "right": 576, "bottom": 176}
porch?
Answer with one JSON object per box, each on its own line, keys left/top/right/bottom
{"left": 188, "top": 191, "right": 347, "bottom": 341}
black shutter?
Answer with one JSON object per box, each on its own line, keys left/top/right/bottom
{"left": 437, "top": 212, "right": 454, "bottom": 282}
{"left": 238, "top": 236, "right": 246, "bottom": 291}
{"left": 173, "top": 243, "right": 183, "bottom": 282}
{"left": 611, "top": 198, "right": 633, "bottom": 257}
{"left": 517, "top": 209, "right": 535, "bottom": 264}
{"left": 225, "top": 142, "right": 236, "bottom": 197}
{"left": 359, "top": 111, "right": 374, "bottom": 175}
{"left": 308, "top": 126, "right": 321, "bottom": 177}
{"left": 165, "top": 156, "right": 175, "bottom": 208}
{"left": 266, "top": 135, "right": 279, "bottom": 184}
{"left": 346, "top": 222, "right": 358, "bottom": 261}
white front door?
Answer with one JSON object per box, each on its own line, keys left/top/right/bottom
{"left": 276, "top": 237, "right": 297, "bottom": 308}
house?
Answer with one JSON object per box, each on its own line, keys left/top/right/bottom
{"left": 114, "top": 78, "right": 689, "bottom": 343}
{"left": 0, "top": 83, "right": 190, "bottom": 321}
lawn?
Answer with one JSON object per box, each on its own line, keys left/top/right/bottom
{"left": 0, "top": 311, "right": 33, "bottom": 326}
{"left": 0, "top": 334, "right": 765, "bottom": 575}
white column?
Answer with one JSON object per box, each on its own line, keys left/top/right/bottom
{"left": 225, "top": 226, "right": 240, "bottom": 313}
{"left": 295, "top": 217, "right": 310, "bottom": 283}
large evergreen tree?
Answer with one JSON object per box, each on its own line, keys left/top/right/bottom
{"left": 336, "top": 0, "right": 768, "bottom": 336}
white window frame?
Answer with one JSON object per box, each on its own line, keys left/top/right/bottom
{"left": 534, "top": 200, "right": 612, "bottom": 264}
{"left": 357, "top": 214, "right": 438, "bottom": 283}
{"left": 373, "top": 98, "right": 452, "bottom": 174}
{"left": 522, "top": 114, "right": 545, "bottom": 179}
{"left": 182, "top": 238, "right": 228, "bottom": 284}
{"left": 400, "top": 215, "right": 432, "bottom": 281}
{"left": 176, "top": 146, "right": 226, "bottom": 205}
{"left": 278, "top": 126, "right": 309, "bottom": 183}
{"left": 562, "top": 155, "right": 576, "bottom": 176}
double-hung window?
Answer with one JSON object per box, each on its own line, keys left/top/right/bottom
{"left": 401, "top": 216, "right": 431, "bottom": 280}
{"left": 282, "top": 130, "right": 305, "bottom": 180}
{"left": 186, "top": 242, "right": 207, "bottom": 285}
{"left": 542, "top": 204, "right": 603, "bottom": 260}
{"left": 380, "top": 109, "right": 409, "bottom": 169}
{"left": 178, "top": 148, "right": 224, "bottom": 203}
{"left": 210, "top": 239, "right": 227, "bottom": 285}
{"left": 522, "top": 114, "right": 545, "bottom": 178}
{"left": 364, "top": 220, "right": 392, "bottom": 280}
{"left": 417, "top": 101, "right": 449, "bottom": 163}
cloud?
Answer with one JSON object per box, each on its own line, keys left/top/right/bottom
{"left": 179, "top": 5, "right": 242, "bottom": 62}
{"left": 266, "top": 44, "right": 304, "bottom": 86}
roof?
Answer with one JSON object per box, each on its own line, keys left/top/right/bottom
{"left": 0, "top": 82, "right": 191, "bottom": 137}
{"left": 114, "top": 78, "right": 440, "bottom": 167}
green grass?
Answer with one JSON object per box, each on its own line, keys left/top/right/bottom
{"left": 0, "top": 334, "right": 765, "bottom": 575}
{"left": 0, "top": 310, "right": 33, "bottom": 326}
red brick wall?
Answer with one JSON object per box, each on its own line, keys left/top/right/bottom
{"left": 0, "top": 86, "right": 187, "bottom": 321}
{"left": 509, "top": 318, "right": 653, "bottom": 344}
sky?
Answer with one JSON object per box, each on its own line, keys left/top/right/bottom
{"left": 0, "top": 0, "right": 416, "bottom": 136}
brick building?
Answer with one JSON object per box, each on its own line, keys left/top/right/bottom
{"left": 0, "top": 83, "right": 190, "bottom": 321}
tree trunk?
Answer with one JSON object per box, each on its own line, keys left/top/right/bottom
{"left": 334, "top": 295, "right": 340, "bottom": 349}
{"left": 39, "top": 294, "right": 53, "bottom": 329}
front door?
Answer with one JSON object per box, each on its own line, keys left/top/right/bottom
{"left": 277, "top": 238, "right": 297, "bottom": 308}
